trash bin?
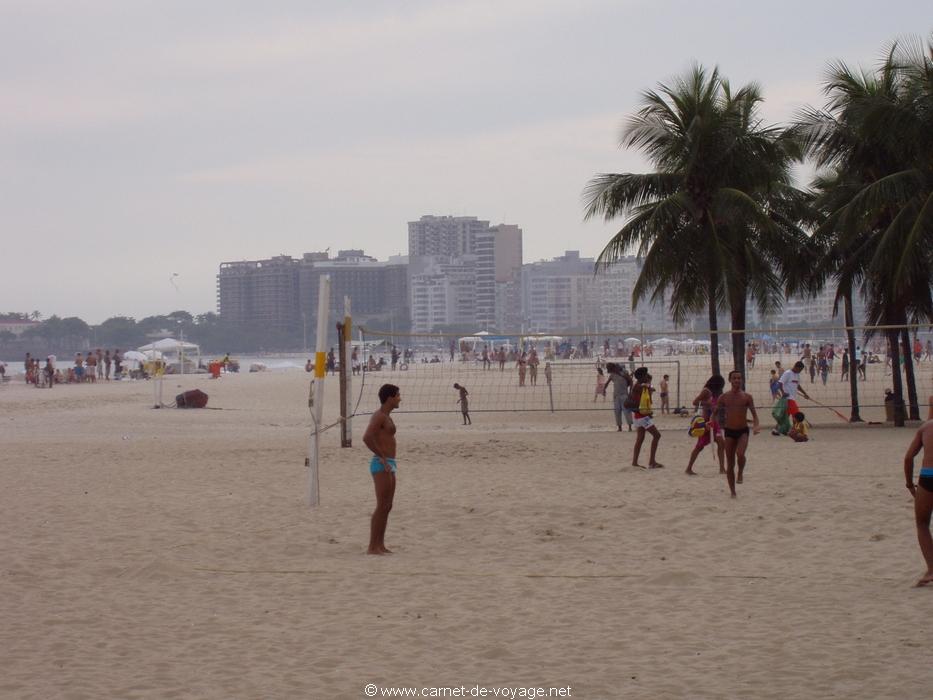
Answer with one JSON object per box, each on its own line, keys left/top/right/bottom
{"left": 884, "top": 390, "right": 895, "bottom": 422}
{"left": 209, "top": 362, "right": 221, "bottom": 379}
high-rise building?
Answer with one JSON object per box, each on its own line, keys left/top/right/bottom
{"left": 407, "top": 215, "right": 522, "bottom": 332}
{"left": 217, "top": 255, "right": 300, "bottom": 331}
{"left": 217, "top": 250, "right": 409, "bottom": 342}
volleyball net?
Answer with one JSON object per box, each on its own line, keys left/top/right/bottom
{"left": 350, "top": 325, "right": 933, "bottom": 422}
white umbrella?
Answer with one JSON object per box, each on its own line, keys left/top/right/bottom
{"left": 123, "top": 350, "right": 149, "bottom": 362}
{"left": 624, "top": 337, "right": 641, "bottom": 344}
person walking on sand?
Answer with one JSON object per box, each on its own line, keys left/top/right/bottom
{"left": 630, "top": 369, "right": 663, "bottom": 468}
{"left": 606, "top": 363, "right": 632, "bottom": 431}
{"left": 719, "top": 370, "right": 761, "bottom": 497}
{"left": 362, "top": 384, "right": 401, "bottom": 555}
{"left": 774, "top": 361, "right": 810, "bottom": 434}
{"left": 685, "top": 374, "right": 726, "bottom": 475}
{"left": 904, "top": 418, "right": 933, "bottom": 586}
{"left": 453, "top": 383, "right": 471, "bottom": 425}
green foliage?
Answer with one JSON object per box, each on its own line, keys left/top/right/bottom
{"left": 585, "top": 63, "right": 806, "bottom": 376}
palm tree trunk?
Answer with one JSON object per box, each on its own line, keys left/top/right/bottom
{"left": 901, "top": 326, "right": 920, "bottom": 421}
{"left": 887, "top": 327, "right": 906, "bottom": 427}
{"left": 707, "top": 296, "right": 721, "bottom": 376}
{"left": 843, "top": 292, "right": 862, "bottom": 422}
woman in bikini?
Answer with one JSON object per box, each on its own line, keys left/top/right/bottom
{"left": 685, "top": 375, "right": 726, "bottom": 475}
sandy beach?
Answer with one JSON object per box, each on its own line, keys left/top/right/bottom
{"left": 1, "top": 367, "right": 930, "bottom": 699}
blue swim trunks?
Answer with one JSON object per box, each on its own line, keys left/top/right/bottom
{"left": 369, "top": 456, "right": 397, "bottom": 474}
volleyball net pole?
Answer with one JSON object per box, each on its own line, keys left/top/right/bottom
{"left": 307, "top": 274, "right": 330, "bottom": 507}
{"left": 339, "top": 296, "right": 352, "bottom": 448}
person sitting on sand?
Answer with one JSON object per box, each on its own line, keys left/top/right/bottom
{"left": 719, "top": 370, "right": 761, "bottom": 497}
{"left": 788, "top": 412, "right": 810, "bottom": 442}
{"left": 904, "top": 417, "right": 933, "bottom": 587}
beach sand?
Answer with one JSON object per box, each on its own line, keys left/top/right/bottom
{"left": 1, "top": 369, "right": 930, "bottom": 699}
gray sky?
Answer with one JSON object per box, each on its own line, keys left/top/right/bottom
{"left": 2, "top": 0, "right": 929, "bottom": 324}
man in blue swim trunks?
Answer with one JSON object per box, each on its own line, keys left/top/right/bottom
{"left": 363, "top": 384, "right": 401, "bottom": 555}
{"left": 904, "top": 415, "right": 933, "bottom": 587}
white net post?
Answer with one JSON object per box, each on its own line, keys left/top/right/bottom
{"left": 307, "top": 275, "right": 330, "bottom": 507}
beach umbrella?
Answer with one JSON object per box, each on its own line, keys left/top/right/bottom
{"left": 123, "top": 351, "right": 149, "bottom": 362}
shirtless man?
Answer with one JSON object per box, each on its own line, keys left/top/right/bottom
{"left": 363, "top": 384, "right": 401, "bottom": 555}
{"left": 904, "top": 417, "right": 933, "bottom": 586}
{"left": 719, "top": 370, "right": 761, "bottom": 497}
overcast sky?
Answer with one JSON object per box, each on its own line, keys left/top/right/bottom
{"left": 1, "top": 1, "right": 929, "bottom": 324}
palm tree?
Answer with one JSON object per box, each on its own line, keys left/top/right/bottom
{"left": 795, "top": 35, "right": 933, "bottom": 424}
{"left": 584, "top": 64, "right": 803, "bottom": 378}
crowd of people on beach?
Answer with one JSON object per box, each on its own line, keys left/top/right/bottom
{"left": 17, "top": 349, "right": 127, "bottom": 388}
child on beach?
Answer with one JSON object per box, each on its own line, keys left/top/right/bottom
{"left": 594, "top": 367, "right": 607, "bottom": 402}
{"left": 788, "top": 412, "right": 809, "bottom": 442}
{"left": 769, "top": 370, "right": 781, "bottom": 400}
{"left": 904, "top": 418, "right": 933, "bottom": 587}
{"left": 629, "top": 369, "right": 662, "bottom": 468}
{"left": 453, "top": 383, "right": 471, "bottom": 425}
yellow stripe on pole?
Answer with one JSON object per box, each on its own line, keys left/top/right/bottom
{"left": 315, "top": 352, "right": 326, "bottom": 378}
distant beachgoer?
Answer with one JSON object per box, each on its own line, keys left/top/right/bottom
{"left": 544, "top": 362, "right": 552, "bottom": 386}
{"left": 606, "top": 363, "right": 632, "bottom": 431}
{"left": 363, "top": 384, "right": 401, "bottom": 555}
{"left": 528, "top": 349, "right": 539, "bottom": 385}
{"left": 720, "top": 369, "right": 761, "bottom": 497}
{"left": 774, "top": 361, "right": 810, "bottom": 434}
{"left": 85, "top": 351, "right": 97, "bottom": 383}
{"left": 497, "top": 347, "right": 506, "bottom": 371}
{"left": 113, "top": 350, "right": 122, "bottom": 378}
{"left": 305, "top": 359, "right": 313, "bottom": 373}
{"left": 594, "top": 367, "right": 607, "bottom": 402}
{"left": 630, "top": 370, "right": 662, "bottom": 468}
{"left": 104, "top": 350, "right": 112, "bottom": 380}
{"left": 904, "top": 418, "right": 933, "bottom": 586}
{"left": 329, "top": 348, "right": 338, "bottom": 374}
{"left": 44, "top": 357, "right": 54, "bottom": 389}
{"left": 769, "top": 369, "right": 781, "bottom": 400}
{"left": 659, "top": 374, "right": 670, "bottom": 414}
{"left": 74, "top": 353, "right": 85, "bottom": 382}
{"left": 454, "top": 383, "right": 471, "bottom": 425}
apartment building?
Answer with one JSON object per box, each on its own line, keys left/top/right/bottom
{"left": 217, "top": 250, "right": 409, "bottom": 339}
{"left": 217, "top": 255, "right": 300, "bottom": 331}
{"left": 408, "top": 215, "right": 522, "bottom": 332}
